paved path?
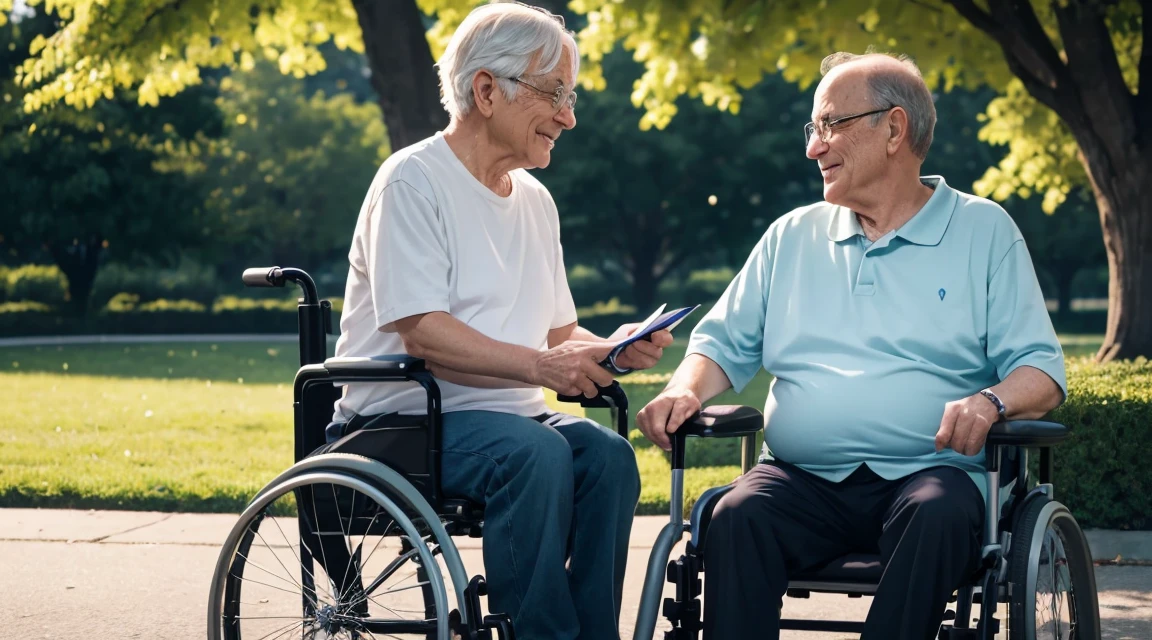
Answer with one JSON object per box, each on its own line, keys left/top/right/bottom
{"left": 2, "top": 509, "right": 1149, "bottom": 639}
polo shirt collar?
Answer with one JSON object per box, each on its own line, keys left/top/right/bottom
{"left": 826, "top": 176, "right": 958, "bottom": 246}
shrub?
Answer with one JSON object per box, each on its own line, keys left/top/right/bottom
{"left": 3, "top": 264, "right": 69, "bottom": 307}
{"left": 1048, "top": 357, "right": 1152, "bottom": 530}
{"left": 0, "top": 300, "right": 53, "bottom": 313}
{"left": 212, "top": 295, "right": 299, "bottom": 313}
{"left": 90, "top": 260, "right": 222, "bottom": 309}
{"left": 567, "top": 264, "right": 631, "bottom": 307}
{"left": 137, "top": 299, "right": 208, "bottom": 313}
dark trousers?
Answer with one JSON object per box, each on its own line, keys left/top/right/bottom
{"left": 702, "top": 462, "right": 984, "bottom": 640}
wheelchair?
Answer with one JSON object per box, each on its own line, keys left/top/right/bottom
{"left": 207, "top": 266, "right": 1101, "bottom": 640}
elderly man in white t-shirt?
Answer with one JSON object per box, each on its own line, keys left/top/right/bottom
{"left": 330, "top": 4, "right": 672, "bottom": 639}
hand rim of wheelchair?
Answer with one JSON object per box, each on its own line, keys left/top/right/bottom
{"left": 208, "top": 456, "right": 470, "bottom": 640}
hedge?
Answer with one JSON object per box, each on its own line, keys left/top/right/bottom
{"left": 1044, "top": 357, "right": 1152, "bottom": 530}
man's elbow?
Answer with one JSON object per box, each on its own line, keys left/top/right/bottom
{"left": 390, "top": 315, "right": 431, "bottom": 359}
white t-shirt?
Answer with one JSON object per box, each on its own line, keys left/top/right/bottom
{"left": 331, "top": 132, "right": 578, "bottom": 420}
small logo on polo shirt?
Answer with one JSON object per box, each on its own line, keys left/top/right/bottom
{"left": 938, "top": 288, "right": 946, "bottom": 300}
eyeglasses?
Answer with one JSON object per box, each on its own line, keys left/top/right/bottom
{"left": 503, "top": 76, "right": 577, "bottom": 113}
{"left": 804, "top": 107, "right": 895, "bottom": 146}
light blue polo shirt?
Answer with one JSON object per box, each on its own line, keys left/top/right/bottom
{"left": 687, "top": 176, "right": 1067, "bottom": 496}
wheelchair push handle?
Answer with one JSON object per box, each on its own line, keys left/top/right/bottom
{"left": 242, "top": 267, "right": 285, "bottom": 288}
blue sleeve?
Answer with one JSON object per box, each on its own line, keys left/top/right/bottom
{"left": 986, "top": 239, "right": 1068, "bottom": 399}
{"left": 686, "top": 232, "right": 772, "bottom": 393}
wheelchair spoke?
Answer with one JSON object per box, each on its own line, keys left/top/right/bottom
{"left": 264, "top": 504, "right": 340, "bottom": 603}
{"left": 249, "top": 518, "right": 337, "bottom": 604}
{"left": 309, "top": 488, "right": 336, "bottom": 603}
{"left": 253, "top": 619, "right": 305, "bottom": 640}
{"left": 331, "top": 483, "right": 359, "bottom": 600}
{"left": 357, "top": 518, "right": 399, "bottom": 576}
{"left": 377, "top": 580, "right": 431, "bottom": 597}
{"left": 230, "top": 572, "right": 310, "bottom": 599}
{"left": 231, "top": 616, "right": 318, "bottom": 621}
{"left": 236, "top": 551, "right": 308, "bottom": 594}
{"left": 362, "top": 545, "right": 420, "bottom": 599}
{"left": 1034, "top": 524, "right": 1075, "bottom": 640}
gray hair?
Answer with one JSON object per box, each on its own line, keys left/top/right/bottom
{"left": 820, "top": 52, "right": 936, "bottom": 159}
{"left": 436, "top": 2, "right": 578, "bottom": 121}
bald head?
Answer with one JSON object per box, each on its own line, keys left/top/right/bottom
{"left": 818, "top": 52, "right": 936, "bottom": 159}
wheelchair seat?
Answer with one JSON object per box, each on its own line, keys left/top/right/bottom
{"left": 790, "top": 554, "right": 883, "bottom": 594}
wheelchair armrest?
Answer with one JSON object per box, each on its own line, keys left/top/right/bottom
{"left": 323, "top": 355, "right": 427, "bottom": 379}
{"left": 679, "top": 405, "right": 764, "bottom": 438}
{"left": 556, "top": 381, "right": 629, "bottom": 411}
{"left": 986, "top": 420, "right": 1068, "bottom": 447}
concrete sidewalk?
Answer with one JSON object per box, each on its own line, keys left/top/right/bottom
{"left": 2, "top": 508, "right": 1149, "bottom": 639}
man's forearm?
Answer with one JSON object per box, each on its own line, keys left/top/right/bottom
{"left": 424, "top": 362, "right": 538, "bottom": 390}
{"left": 667, "top": 353, "right": 733, "bottom": 404}
{"left": 988, "top": 365, "right": 1064, "bottom": 420}
{"left": 569, "top": 326, "right": 606, "bottom": 343}
{"left": 393, "top": 312, "right": 539, "bottom": 383}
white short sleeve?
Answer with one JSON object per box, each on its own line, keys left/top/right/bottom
{"left": 369, "top": 180, "right": 452, "bottom": 330}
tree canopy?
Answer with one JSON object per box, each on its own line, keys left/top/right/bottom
{"left": 4, "top": 0, "right": 1145, "bottom": 358}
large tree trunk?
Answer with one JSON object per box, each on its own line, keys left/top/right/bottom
{"left": 1081, "top": 153, "right": 1152, "bottom": 361}
{"left": 352, "top": 0, "right": 447, "bottom": 152}
{"left": 49, "top": 237, "right": 103, "bottom": 317}
{"left": 947, "top": 0, "right": 1151, "bottom": 361}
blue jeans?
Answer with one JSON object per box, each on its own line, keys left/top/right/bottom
{"left": 440, "top": 410, "right": 641, "bottom": 640}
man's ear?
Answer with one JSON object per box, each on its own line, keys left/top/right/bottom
{"left": 472, "top": 70, "right": 499, "bottom": 118}
{"left": 886, "top": 107, "right": 910, "bottom": 156}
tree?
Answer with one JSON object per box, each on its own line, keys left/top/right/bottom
{"left": 195, "top": 60, "right": 391, "bottom": 273}
{"left": 0, "top": 9, "right": 223, "bottom": 314}
{"left": 923, "top": 85, "right": 1106, "bottom": 319}
{"left": 7, "top": 0, "right": 1137, "bottom": 356}
{"left": 539, "top": 50, "right": 819, "bottom": 309}
{"left": 570, "top": 0, "right": 1146, "bottom": 361}
{"left": 0, "top": 0, "right": 455, "bottom": 153}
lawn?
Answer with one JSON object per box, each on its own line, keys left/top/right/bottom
{"left": 0, "top": 336, "right": 1102, "bottom": 515}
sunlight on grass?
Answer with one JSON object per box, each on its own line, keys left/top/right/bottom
{"left": 0, "top": 335, "right": 1103, "bottom": 514}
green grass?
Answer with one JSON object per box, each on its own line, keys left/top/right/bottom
{"left": 0, "top": 335, "right": 1102, "bottom": 514}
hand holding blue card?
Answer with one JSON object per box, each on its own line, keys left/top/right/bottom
{"left": 600, "top": 304, "right": 700, "bottom": 375}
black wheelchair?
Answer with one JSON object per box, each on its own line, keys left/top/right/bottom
{"left": 207, "top": 266, "right": 1101, "bottom": 640}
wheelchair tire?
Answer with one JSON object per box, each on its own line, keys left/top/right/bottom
{"left": 207, "top": 469, "right": 457, "bottom": 640}
{"left": 1007, "top": 495, "right": 1101, "bottom": 640}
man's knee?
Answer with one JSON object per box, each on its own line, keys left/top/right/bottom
{"left": 597, "top": 430, "right": 641, "bottom": 495}
{"left": 706, "top": 486, "right": 763, "bottom": 546}
{"left": 506, "top": 422, "right": 574, "bottom": 483}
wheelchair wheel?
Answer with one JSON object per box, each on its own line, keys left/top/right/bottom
{"left": 208, "top": 469, "right": 457, "bottom": 640}
{"left": 1007, "top": 496, "right": 1101, "bottom": 640}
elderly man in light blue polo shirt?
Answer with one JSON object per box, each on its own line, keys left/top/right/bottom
{"left": 637, "top": 52, "right": 1066, "bottom": 640}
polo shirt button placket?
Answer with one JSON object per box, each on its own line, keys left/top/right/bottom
{"left": 855, "top": 244, "right": 877, "bottom": 297}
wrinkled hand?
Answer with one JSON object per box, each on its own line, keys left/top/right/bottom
{"left": 636, "top": 387, "right": 701, "bottom": 452}
{"left": 935, "top": 393, "right": 1001, "bottom": 456}
{"left": 532, "top": 341, "right": 616, "bottom": 398}
{"left": 612, "top": 329, "right": 673, "bottom": 371}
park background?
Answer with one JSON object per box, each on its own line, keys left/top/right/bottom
{"left": 0, "top": 0, "right": 1149, "bottom": 536}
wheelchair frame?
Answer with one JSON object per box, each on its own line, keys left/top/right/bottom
{"left": 209, "top": 266, "right": 1101, "bottom": 640}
